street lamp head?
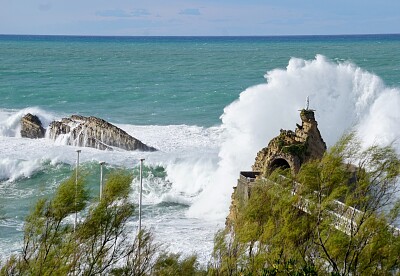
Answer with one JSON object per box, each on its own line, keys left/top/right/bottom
{"left": 76, "top": 149, "right": 81, "bottom": 153}
{"left": 99, "top": 161, "right": 105, "bottom": 165}
{"left": 140, "top": 158, "right": 145, "bottom": 161}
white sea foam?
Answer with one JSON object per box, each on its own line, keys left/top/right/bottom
{"left": 0, "top": 116, "right": 223, "bottom": 260}
{"left": 0, "top": 158, "right": 43, "bottom": 182}
{"left": 0, "top": 111, "right": 222, "bottom": 203}
{"left": 188, "top": 55, "right": 400, "bottom": 220}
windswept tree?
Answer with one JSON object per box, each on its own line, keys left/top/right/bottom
{"left": 1, "top": 172, "right": 88, "bottom": 275}
{"left": 211, "top": 133, "right": 400, "bottom": 275}
{"left": 1, "top": 170, "right": 137, "bottom": 275}
{"left": 1, "top": 169, "right": 204, "bottom": 276}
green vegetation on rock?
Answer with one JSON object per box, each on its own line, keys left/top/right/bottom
{"left": 281, "top": 143, "right": 307, "bottom": 157}
{"left": 211, "top": 133, "right": 400, "bottom": 275}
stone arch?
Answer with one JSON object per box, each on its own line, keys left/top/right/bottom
{"left": 268, "top": 158, "right": 291, "bottom": 173}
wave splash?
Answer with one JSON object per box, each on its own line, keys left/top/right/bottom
{"left": 187, "top": 55, "right": 400, "bottom": 220}
{"left": 0, "top": 158, "right": 43, "bottom": 182}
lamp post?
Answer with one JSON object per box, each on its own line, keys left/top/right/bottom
{"left": 138, "top": 158, "right": 145, "bottom": 234}
{"left": 138, "top": 158, "right": 145, "bottom": 267}
{"left": 99, "top": 161, "right": 105, "bottom": 200}
{"left": 74, "top": 149, "right": 81, "bottom": 233}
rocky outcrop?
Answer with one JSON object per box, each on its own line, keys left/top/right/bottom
{"left": 47, "top": 115, "right": 157, "bottom": 151}
{"left": 253, "top": 109, "right": 326, "bottom": 175}
{"left": 20, "top": 113, "right": 45, "bottom": 139}
{"left": 227, "top": 109, "right": 327, "bottom": 228}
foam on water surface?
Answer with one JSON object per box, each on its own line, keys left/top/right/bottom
{"left": 0, "top": 108, "right": 224, "bottom": 261}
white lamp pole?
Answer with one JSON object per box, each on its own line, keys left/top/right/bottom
{"left": 137, "top": 158, "right": 145, "bottom": 267}
{"left": 99, "top": 161, "right": 105, "bottom": 200}
{"left": 138, "top": 158, "right": 145, "bottom": 234}
{"left": 74, "top": 149, "right": 81, "bottom": 233}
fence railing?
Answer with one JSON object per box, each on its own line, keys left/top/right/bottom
{"left": 247, "top": 173, "right": 400, "bottom": 237}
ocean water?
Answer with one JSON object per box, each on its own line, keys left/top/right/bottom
{"left": 1, "top": 34, "right": 400, "bottom": 263}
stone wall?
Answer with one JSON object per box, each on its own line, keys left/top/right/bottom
{"left": 226, "top": 171, "right": 260, "bottom": 228}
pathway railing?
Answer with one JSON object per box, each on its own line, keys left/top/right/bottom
{"left": 240, "top": 171, "right": 400, "bottom": 237}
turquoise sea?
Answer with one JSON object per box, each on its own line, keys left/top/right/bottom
{"left": 1, "top": 34, "right": 400, "bottom": 262}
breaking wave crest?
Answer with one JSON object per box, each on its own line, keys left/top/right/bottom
{"left": 0, "top": 158, "right": 43, "bottom": 182}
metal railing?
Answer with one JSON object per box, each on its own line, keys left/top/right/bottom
{"left": 247, "top": 173, "right": 400, "bottom": 237}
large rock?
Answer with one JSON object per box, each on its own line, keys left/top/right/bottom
{"left": 48, "top": 115, "right": 157, "bottom": 151}
{"left": 20, "top": 113, "right": 45, "bottom": 139}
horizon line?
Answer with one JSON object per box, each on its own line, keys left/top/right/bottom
{"left": 1, "top": 33, "right": 399, "bottom": 38}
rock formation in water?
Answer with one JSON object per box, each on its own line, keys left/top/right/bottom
{"left": 47, "top": 115, "right": 157, "bottom": 151}
{"left": 20, "top": 113, "right": 46, "bottom": 139}
{"left": 19, "top": 114, "right": 157, "bottom": 151}
{"left": 253, "top": 109, "right": 326, "bottom": 175}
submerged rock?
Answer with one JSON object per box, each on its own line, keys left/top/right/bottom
{"left": 48, "top": 115, "right": 157, "bottom": 151}
{"left": 20, "top": 113, "right": 45, "bottom": 139}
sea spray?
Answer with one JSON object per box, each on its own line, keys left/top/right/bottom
{"left": 163, "top": 156, "right": 218, "bottom": 202}
{"left": 356, "top": 88, "right": 400, "bottom": 147}
{"left": 187, "top": 55, "right": 400, "bottom": 220}
{"left": 0, "top": 158, "right": 43, "bottom": 182}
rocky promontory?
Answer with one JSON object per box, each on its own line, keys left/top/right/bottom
{"left": 227, "top": 109, "right": 326, "bottom": 228}
{"left": 21, "top": 114, "right": 157, "bottom": 152}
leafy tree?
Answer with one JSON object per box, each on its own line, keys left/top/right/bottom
{"left": 0, "top": 170, "right": 138, "bottom": 275}
{"left": 296, "top": 133, "right": 400, "bottom": 275}
{"left": 1, "top": 172, "right": 88, "bottom": 275}
{"left": 75, "top": 171, "right": 135, "bottom": 275}
{"left": 208, "top": 230, "right": 247, "bottom": 275}
{"left": 153, "top": 253, "right": 205, "bottom": 276}
{"left": 110, "top": 229, "right": 160, "bottom": 276}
